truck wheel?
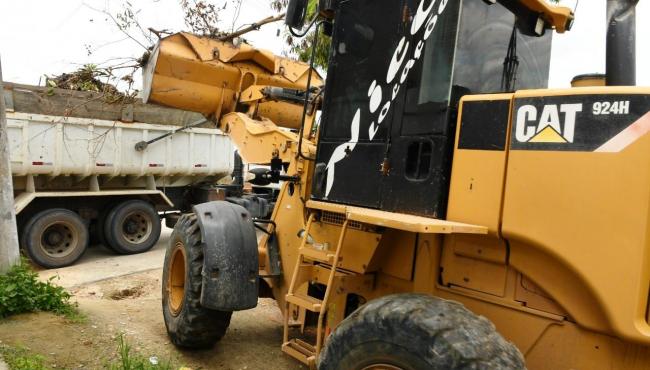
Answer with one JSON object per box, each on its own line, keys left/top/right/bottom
{"left": 104, "top": 200, "right": 161, "bottom": 254}
{"left": 89, "top": 207, "right": 109, "bottom": 247}
{"left": 318, "top": 294, "right": 525, "bottom": 370}
{"left": 162, "top": 213, "right": 232, "bottom": 348}
{"left": 21, "top": 209, "right": 89, "bottom": 269}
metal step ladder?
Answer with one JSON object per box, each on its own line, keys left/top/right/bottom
{"left": 280, "top": 201, "right": 488, "bottom": 367}
{"left": 282, "top": 212, "right": 350, "bottom": 368}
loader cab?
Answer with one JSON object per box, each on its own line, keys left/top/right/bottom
{"left": 309, "top": 0, "right": 555, "bottom": 218}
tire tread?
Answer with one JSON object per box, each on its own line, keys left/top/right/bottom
{"left": 162, "top": 213, "right": 232, "bottom": 349}
{"left": 318, "top": 293, "right": 526, "bottom": 370}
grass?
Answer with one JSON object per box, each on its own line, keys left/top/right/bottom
{"left": 0, "top": 335, "right": 178, "bottom": 370}
{"left": 0, "top": 259, "right": 83, "bottom": 321}
{"left": 0, "top": 262, "right": 177, "bottom": 369}
{"left": 0, "top": 345, "right": 49, "bottom": 370}
{"left": 106, "top": 334, "right": 175, "bottom": 370}
{"left": 57, "top": 303, "right": 88, "bottom": 323}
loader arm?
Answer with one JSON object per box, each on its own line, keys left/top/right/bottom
{"left": 500, "top": 0, "right": 574, "bottom": 33}
{"left": 219, "top": 112, "right": 316, "bottom": 165}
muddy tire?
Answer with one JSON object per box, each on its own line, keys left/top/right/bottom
{"left": 318, "top": 293, "right": 525, "bottom": 370}
{"left": 104, "top": 200, "right": 161, "bottom": 254}
{"left": 162, "top": 213, "right": 232, "bottom": 349}
{"left": 21, "top": 208, "right": 89, "bottom": 269}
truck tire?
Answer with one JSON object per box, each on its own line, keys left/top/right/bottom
{"left": 89, "top": 207, "right": 109, "bottom": 248}
{"left": 104, "top": 200, "right": 161, "bottom": 254}
{"left": 162, "top": 213, "right": 232, "bottom": 348}
{"left": 21, "top": 208, "right": 89, "bottom": 269}
{"left": 318, "top": 294, "right": 525, "bottom": 370}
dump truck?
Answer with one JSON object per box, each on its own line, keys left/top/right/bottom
{"left": 3, "top": 83, "right": 239, "bottom": 268}
{"left": 145, "top": 0, "right": 650, "bottom": 369}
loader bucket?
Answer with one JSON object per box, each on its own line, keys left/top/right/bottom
{"left": 142, "top": 32, "right": 322, "bottom": 125}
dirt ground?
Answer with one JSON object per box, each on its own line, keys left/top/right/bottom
{"left": 0, "top": 229, "right": 305, "bottom": 370}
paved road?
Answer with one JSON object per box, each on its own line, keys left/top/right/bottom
{"left": 38, "top": 225, "right": 171, "bottom": 287}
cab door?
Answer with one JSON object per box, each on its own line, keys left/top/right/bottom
{"left": 382, "top": 0, "right": 462, "bottom": 218}
{"left": 312, "top": 0, "right": 405, "bottom": 208}
{"left": 313, "top": 0, "right": 462, "bottom": 218}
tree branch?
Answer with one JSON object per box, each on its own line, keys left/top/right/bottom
{"left": 219, "top": 14, "right": 285, "bottom": 42}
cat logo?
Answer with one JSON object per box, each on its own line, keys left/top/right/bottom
{"left": 515, "top": 103, "right": 583, "bottom": 143}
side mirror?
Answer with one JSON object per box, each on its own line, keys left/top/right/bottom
{"left": 285, "top": 0, "right": 308, "bottom": 29}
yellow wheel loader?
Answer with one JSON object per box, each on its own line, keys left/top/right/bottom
{"left": 144, "top": 0, "right": 650, "bottom": 368}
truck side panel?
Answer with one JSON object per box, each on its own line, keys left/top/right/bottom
{"left": 6, "top": 112, "right": 233, "bottom": 179}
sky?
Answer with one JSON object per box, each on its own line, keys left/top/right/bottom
{"left": 0, "top": 0, "right": 648, "bottom": 89}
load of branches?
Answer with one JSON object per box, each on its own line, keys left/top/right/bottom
{"left": 44, "top": 64, "right": 137, "bottom": 103}
{"left": 47, "top": 0, "right": 323, "bottom": 102}
{"left": 44, "top": 0, "right": 239, "bottom": 102}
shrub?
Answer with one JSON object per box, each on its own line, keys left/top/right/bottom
{"left": 0, "top": 260, "right": 77, "bottom": 318}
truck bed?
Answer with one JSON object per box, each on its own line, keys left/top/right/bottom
{"left": 7, "top": 111, "right": 233, "bottom": 180}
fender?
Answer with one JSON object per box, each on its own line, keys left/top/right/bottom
{"left": 193, "top": 201, "right": 259, "bottom": 311}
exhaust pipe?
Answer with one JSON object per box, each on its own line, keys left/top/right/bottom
{"left": 606, "top": 0, "right": 638, "bottom": 86}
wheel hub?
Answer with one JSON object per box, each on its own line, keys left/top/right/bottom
{"left": 45, "top": 230, "right": 63, "bottom": 245}
{"left": 124, "top": 220, "right": 138, "bottom": 234}
{"left": 168, "top": 242, "right": 186, "bottom": 316}
{"left": 121, "top": 211, "right": 153, "bottom": 244}
{"left": 40, "top": 222, "right": 77, "bottom": 257}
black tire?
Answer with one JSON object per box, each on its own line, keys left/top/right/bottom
{"left": 21, "top": 208, "right": 89, "bottom": 269}
{"left": 162, "top": 213, "right": 232, "bottom": 348}
{"left": 89, "top": 206, "right": 109, "bottom": 249}
{"left": 318, "top": 293, "right": 525, "bottom": 370}
{"left": 104, "top": 200, "right": 161, "bottom": 254}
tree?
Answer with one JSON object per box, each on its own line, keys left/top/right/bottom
{"left": 271, "top": 0, "right": 331, "bottom": 71}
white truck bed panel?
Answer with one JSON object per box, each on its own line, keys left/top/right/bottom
{"left": 7, "top": 112, "right": 233, "bottom": 178}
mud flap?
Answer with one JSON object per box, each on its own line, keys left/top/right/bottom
{"left": 193, "top": 201, "right": 259, "bottom": 311}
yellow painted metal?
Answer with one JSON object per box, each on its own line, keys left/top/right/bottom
{"left": 286, "top": 292, "right": 323, "bottom": 312}
{"left": 307, "top": 200, "right": 488, "bottom": 234}
{"left": 316, "top": 219, "right": 349, "bottom": 354}
{"left": 283, "top": 212, "right": 315, "bottom": 344}
{"left": 299, "top": 246, "right": 335, "bottom": 264}
{"left": 441, "top": 235, "right": 510, "bottom": 297}
{"left": 519, "top": 0, "right": 574, "bottom": 33}
{"left": 168, "top": 242, "right": 186, "bottom": 316}
{"left": 257, "top": 100, "right": 312, "bottom": 131}
{"left": 309, "top": 222, "right": 382, "bottom": 274}
{"left": 367, "top": 230, "right": 416, "bottom": 280}
{"left": 501, "top": 87, "right": 650, "bottom": 343}
{"left": 443, "top": 88, "right": 650, "bottom": 347}
{"left": 145, "top": 10, "right": 650, "bottom": 369}
{"left": 239, "top": 85, "right": 266, "bottom": 103}
{"left": 447, "top": 94, "right": 513, "bottom": 237}
{"left": 143, "top": 32, "right": 323, "bottom": 126}
{"left": 571, "top": 75, "right": 606, "bottom": 87}
{"left": 219, "top": 112, "right": 311, "bottom": 164}
{"left": 282, "top": 215, "right": 354, "bottom": 361}
{"left": 281, "top": 339, "right": 316, "bottom": 368}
